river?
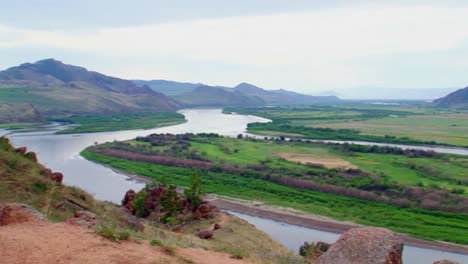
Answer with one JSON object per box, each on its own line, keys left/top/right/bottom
{"left": 4, "top": 108, "right": 468, "bottom": 263}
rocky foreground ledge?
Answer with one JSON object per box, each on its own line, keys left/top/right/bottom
{"left": 1, "top": 203, "right": 463, "bottom": 264}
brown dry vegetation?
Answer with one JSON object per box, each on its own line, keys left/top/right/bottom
{"left": 276, "top": 152, "right": 357, "bottom": 169}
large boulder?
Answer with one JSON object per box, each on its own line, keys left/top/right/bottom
{"left": 0, "top": 203, "right": 46, "bottom": 225}
{"left": 316, "top": 227, "right": 403, "bottom": 264}
{"left": 66, "top": 210, "right": 98, "bottom": 229}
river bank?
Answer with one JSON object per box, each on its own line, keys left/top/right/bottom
{"left": 100, "top": 162, "right": 468, "bottom": 256}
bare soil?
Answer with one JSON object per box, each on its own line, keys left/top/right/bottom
{"left": 0, "top": 220, "right": 250, "bottom": 264}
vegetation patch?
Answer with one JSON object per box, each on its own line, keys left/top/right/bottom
{"left": 82, "top": 134, "right": 468, "bottom": 244}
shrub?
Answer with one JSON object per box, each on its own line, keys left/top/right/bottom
{"left": 96, "top": 224, "right": 131, "bottom": 242}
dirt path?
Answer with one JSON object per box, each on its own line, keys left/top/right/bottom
{"left": 0, "top": 221, "right": 249, "bottom": 264}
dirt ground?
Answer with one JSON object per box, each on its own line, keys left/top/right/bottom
{"left": 0, "top": 221, "right": 249, "bottom": 264}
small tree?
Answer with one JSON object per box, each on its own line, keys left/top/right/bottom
{"left": 184, "top": 171, "right": 203, "bottom": 208}
{"left": 237, "top": 133, "right": 243, "bottom": 139}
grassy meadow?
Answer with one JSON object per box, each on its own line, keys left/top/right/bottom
{"left": 51, "top": 112, "right": 186, "bottom": 134}
{"left": 225, "top": 105, "right": 468, "bottom": 147}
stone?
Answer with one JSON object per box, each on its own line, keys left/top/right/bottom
{"left": 171, "top": 225, "right": 184, "bottom": 233}
{"left": 316, "top": 227, "right": 403, "bottom": 264}
{"left": 24, "top": 152, "right": 38, "bottom": 162}
{"left": 196, "top": 230, "right": 214, "bottom": 239}
{"left": 0, "top": 203, "right": 46, "bottom": 226}
{"left": 66, "top": 210, "right": 98, "bottom": 229}
{"left": 14, "top": 147, "right": 27, "bottom": 155}
{"left": 122, "top": 190, "right": 136, "bottom": 214}
{"left": 213, "top": 223, "right": 221, "bottom": 230}
{"left": 50, "top": 172, "right": 63, "bottom": 184}
{"left": 112, "top": 207, "right": 144, "bottom": 231}
{"left": 433, "top": 260, "right": 463, "bottom": 264}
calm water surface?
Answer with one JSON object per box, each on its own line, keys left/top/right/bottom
{"left": 5, "top": 108, "right": 467, "bottom": 263}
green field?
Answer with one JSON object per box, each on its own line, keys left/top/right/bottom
{"left": 82, "top": 134, "right": 468, "bottom": 244}
{"left": 225, "top": 105, "right": 468, "bottom": 147}
{"left": 309, "top": 113, "right": 468, "bottom": 146}
{"left": 51, "top": 112, "right": 186, "bottom": 134}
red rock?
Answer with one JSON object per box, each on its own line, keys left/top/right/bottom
{"left": 0, "top": 203, "right": 46, "bottom": 226}
{"left": 66, "top": 210, "right": 98, "bottom": 229}
{"left": 196, "top": 230, "right": 214, "bottom": 239}
{"left": 316, "top": 227, "right": 403, "bottom": 264}
{"left": 24, "top": 152, "right": 38, "bottom": 162}
{"left": 171, "top": 225, "right": 184, "bottom": 233}
{"left": 15, "top": 147, "right": 27, "bottom": 155}
{"left": 50, "top": 172, "right": 63, "bottom": 184}
{"left": 122, "top": 190, "right": 136, "bottom": 214}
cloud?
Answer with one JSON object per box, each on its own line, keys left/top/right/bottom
{"left": 1, "top": 5, "right": 468, "bottom": 89}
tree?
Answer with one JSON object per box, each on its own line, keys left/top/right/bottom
{"left": 237, "top": 133, "right": 243, "bottom": 139}
{"left": 184, "top": 171, "right": 203, "bottom": 208}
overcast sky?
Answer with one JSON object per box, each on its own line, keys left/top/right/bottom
{"left": 1, "top": 0, "right": 468, "bottom": 95}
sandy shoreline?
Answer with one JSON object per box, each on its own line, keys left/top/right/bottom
{"left": 97, "top": 162, "right": 468, "bottom": 256}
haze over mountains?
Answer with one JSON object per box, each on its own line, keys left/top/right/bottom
{"left": 432, "top": 87, "right": 468, "bottom": 109}
{"left": 135, "top": 80, "right": 340, "bottom": 107}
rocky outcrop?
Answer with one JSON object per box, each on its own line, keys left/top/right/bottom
{"left": 50, "top": 172, "right": 64, "bottom": 184}
{"left": 122, "top": 189, "right": 136, "bottom": 214}
{"left": 197, "top": 230, "right": 214, "bottom": 239}
{"left": 316, "top": 227, "right": 403, "bottom": 264}
{"left": 66, "top": 211, "right": 98, "bottom": 229}
{"left": 122, "top": 184, "right": 219, "bottom": 226}
{"left": 0, "top": 203, "right": 46, "bottom": 225}
{"left": 433, "top": 260, "right": 463, "bottom": 264}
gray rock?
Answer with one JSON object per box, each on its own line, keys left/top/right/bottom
{"left": 316, "top": 227, "right": 403, "bottom": 264}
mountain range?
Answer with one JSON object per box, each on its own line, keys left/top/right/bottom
{"left": 136, "top": 80, "right": 340, "bottom": 107}
{"left": 0, "top": 59, "right": 182, "bottom": 118}
{"left": 431, "top": 87, "right": 468, "bottom": 109}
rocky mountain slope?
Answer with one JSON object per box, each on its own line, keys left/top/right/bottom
{"left": 432, "top": 87, "right": 468, "bottom": 109}
{"left": 174, "top": 85, "right": 266, "bottom": 107}
{"left": 0, "top": 103, "right": 43, "bottom": 123}
{"left": 0, "top": 59, "right": 182, "bottom": 116}
{"left": 136, "top": 80, "right": 340, "bottom": 107}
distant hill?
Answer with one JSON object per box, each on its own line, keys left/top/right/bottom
{"left": 174, "top": 85, "right": 266, "bottom": 107}
{"left": 136, "top": 79, "right": 340, "bottom": 107}
{"left": 133, "top": 80, "right": 200, "bottom": 96}
{"left": 0, "top": 59, "right": 182, "bottom": 116}
{"left": 234, "top": 82, "right": 339, "bottom": 105}
{"left": 431, "top": 87, "right": 468, "bottom": 109}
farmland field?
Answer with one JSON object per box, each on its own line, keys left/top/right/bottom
{"left": 225, "top": 105, "right": 468, "bottom": 147}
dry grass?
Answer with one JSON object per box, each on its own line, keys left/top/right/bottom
{"left": 277, "top": 152, "right": 357, "bottom": 169}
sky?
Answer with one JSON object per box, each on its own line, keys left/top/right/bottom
{"left": 1, "top": 0, "right": 468, "bottom": 98}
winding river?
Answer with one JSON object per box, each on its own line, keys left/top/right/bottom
{"left": 4, "top": 108, "right": 468, "bottom": 263}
